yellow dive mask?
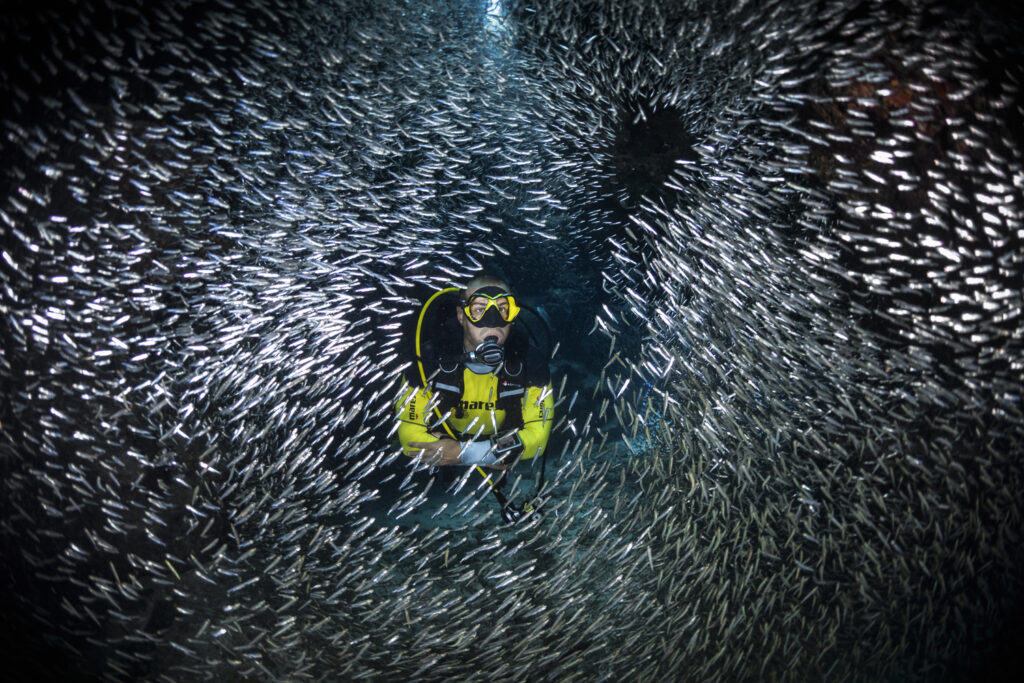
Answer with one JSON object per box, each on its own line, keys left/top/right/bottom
{"left": 462, "top": 286, "right": 521, "bottom": 328}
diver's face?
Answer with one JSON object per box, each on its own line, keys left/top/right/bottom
{"left": 457, "top": 288, "right": 511, "bottom": 349}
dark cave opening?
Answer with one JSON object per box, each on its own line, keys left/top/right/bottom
{"left": 609, "top": 104, "right": 699, "bottom": 212}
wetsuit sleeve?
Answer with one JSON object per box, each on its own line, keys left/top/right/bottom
{"left": 517, "top": 383, "right": 554, "bottom": 460}
{"left": 395, "top": 382, "right": 439, "bottom": 456}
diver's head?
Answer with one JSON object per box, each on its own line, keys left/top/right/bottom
{"left": 456, "top": 274, "right": 520, "bottom": 350}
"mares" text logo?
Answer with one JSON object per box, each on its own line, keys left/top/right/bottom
{"left": 459, "top": 400, "right": 496, "bottom": 411}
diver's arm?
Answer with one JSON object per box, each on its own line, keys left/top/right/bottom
{"left": 407, "top": 438, "right": 463, "bottom": 466}
{"left": 511, "top": 383, "right": 554, "bottom": 461}
{"left": 395, "top": 383, "right": 440, "bottom": 455}
{"left": 396, "top": 384, "right": 484, "bottom": 466}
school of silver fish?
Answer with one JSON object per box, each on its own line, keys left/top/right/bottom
{"left": 1, "top": 0, "right": 1022, "bottom": 680}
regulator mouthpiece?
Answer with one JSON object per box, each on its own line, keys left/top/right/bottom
{"left": 472, "top": 336, "right": 504, "bottom": 367}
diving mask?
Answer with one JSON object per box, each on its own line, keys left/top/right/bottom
{"left": 462, "top": 286, "right": 521, "bottom": 328}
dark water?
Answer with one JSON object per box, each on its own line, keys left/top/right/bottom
{"left": 2, "top": 0, "right": 1022, "bottom": 680}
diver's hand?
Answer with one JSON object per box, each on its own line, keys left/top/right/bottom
{"left": 408, "top": 439, "right": 462, "bottom": 466}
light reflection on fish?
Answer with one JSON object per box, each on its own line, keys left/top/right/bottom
{"left": 1, "top": 0, "right": 1022, "bottom": 680}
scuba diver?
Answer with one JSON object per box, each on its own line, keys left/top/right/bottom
{"left": 395, "top": 273, "right": 554, "bottom": 522}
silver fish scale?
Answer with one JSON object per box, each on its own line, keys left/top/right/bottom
{"left": 1, "top": 0, "right": 1022, "bottom": 680}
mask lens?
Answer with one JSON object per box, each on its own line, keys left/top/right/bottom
{"left": 466, "top": 294, "right": 516, "bottom": 322}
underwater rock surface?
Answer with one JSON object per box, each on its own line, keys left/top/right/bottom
{"left": 1, "top": 0, "right": 1022, "bottom": 680}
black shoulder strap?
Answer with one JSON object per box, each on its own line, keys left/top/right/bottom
{"left": 434, "top": 362, "right": 465, "bottom": 421}
{"left": 496, "top": 377, "right": 525, "bottom": 431}
{"left": 495, "top": 335, "right": 550, "bottom": 431}
{"left": 413, "top": 338, "right": 465, "bottom": 422}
